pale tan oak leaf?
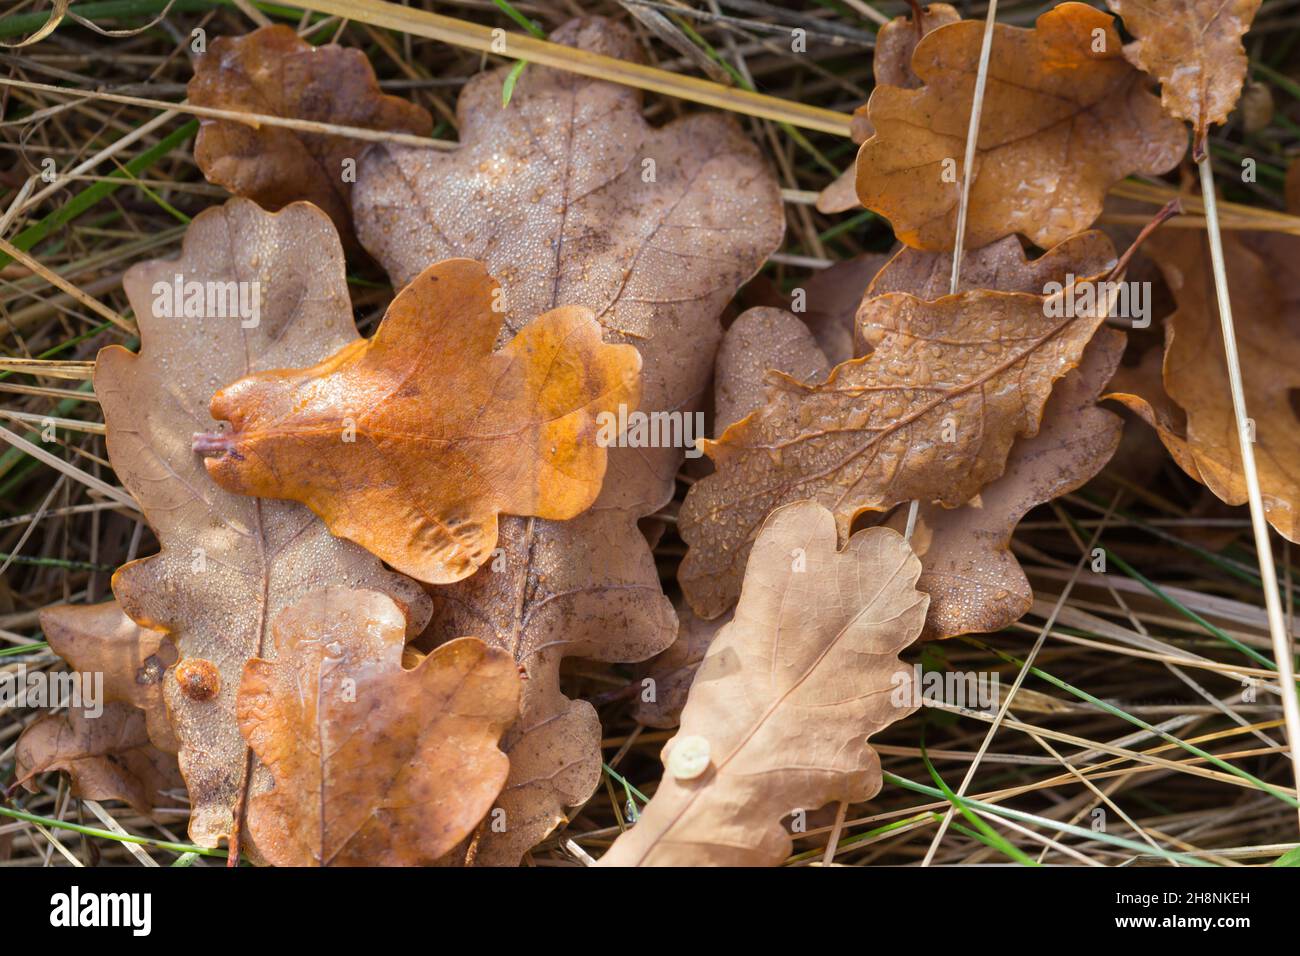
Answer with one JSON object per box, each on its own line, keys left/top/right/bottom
{"left": 599, "top": 500, "right": 926, "bottom": 866}
{"left": 96, "top": 198, "right": 431, "bottom": 852}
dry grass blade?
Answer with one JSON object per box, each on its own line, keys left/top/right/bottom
{"left": 0, "top": 77, "right": 453, "bottom": 152}
{"left": 285, "top": 0, "right": 850, "bottom": 135}
{"left": 0, "top": 360, "right": 94, "bottom": 380}
{"left": 0, "top": 423, "right": 134, "bottom": 508}
{"left": 0, "top": 235, "right": 134, "bottom": 333}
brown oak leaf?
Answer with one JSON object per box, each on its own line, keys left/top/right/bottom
{"left": 1106, "top": 227, "right": 1300, "bottom": 541}
{"left": 97, "top": 198, "right": 431, "bottom": 851}
{"left": 679, "top": 261, "right": 1120, "bottom": 618}
{"left": 199, "top": 257, "right": 641, "bottom": 586}
{"left": 40, "top": 601, "right": 178, "bottom": 753}
{"left": 16, "top": 703, "right": 183, "bottom": 814}
{"left": 801, "top": 252, "right": 894, "bottom": 363}
{"left": 1107, "top": 0, "right": 1262, "bottom": 145}
{"left": 817, "top": 3, "right": 961, "bottom": 214}
{"left": 855, "top": 2, "right": 1186, "bottom": 251}
{"left": 189, "top": 24, "right": 432, "bottom": 245}
{"left": 351, "top": 17, "right": 783, "bottom": 864}
{"left": 860, "top": 232, "right": 1118, "bottom": 351}
{"left": 632, "top": 601, "right": 727, "bottom": 730}
{"left": 884, "top": 329, "right": 1125, "bottom": 639}
{"left": 683, "top": 238, "right": 1121, "bottom": 640}
{"left": 236, "top": 588, "right": 519, "bottom": 866}
{"left": 714, "top": 307, "right": 830, "bottom": 428}
{"left": 598, "top": 500, "right": 926, "bottom": 866}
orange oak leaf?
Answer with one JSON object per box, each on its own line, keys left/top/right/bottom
{"left": 189, "top": 24, "right": 432, "bottom": 245}
{"left": 598, "top": 501, "right": 926, "bottom": 866}
{"left": 884, "top": 329, "right": 1125, "bottom": 639}
{"left": 41, "top": 601, "right": 178, "bottom": 753}
{"left": 198, "top": 257, "right": 642, "bottom": 586}
{"left": 350, "top": 17, "right": 782, "bottom": 863}
{"left": 679, "top": 263, "right": 1121, "bottom": 618}
{"left": 1107, "top": 0, "right": 1262, "bottom": 145}
{"left": 16, "top": 704, "right": 184, "bottom": 814}
{"left": 855, "top": 2, "right": 1185, "bottom": 251}
{"left": 97, "top": 198, "right": 431, "bottom": 851}
{"left": 236, "top": 588, "right": 520, "bottom": 866}
{"left": 1106, "top": 227, "right": 1300, "bottom": 541}
{"left": 818, "top": 3, "right": 961, "bottom": 214}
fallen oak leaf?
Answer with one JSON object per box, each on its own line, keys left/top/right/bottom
{"left": 855, "top": 2, "right": 1185, "bottom": 251}
{"left": 862, "top": 232, "right": 1122, "bottom": 641}
{"left": 598, "top": 500, "right": 926, "bottom": 866}
{"left": 15, "top": 703, "right": 184, "bottom": 814}
{"left": 97, "top": 198, "right": 432, "bottom": 851}
{"left": 1105, "top": 346, "right": 1205, "bottom": 482}
{"left": 714, "top": 307, "right": 830, "bottom": 428}
{"left": 631, "top": 601, "right": 726, "bottom": 730}
{"left": 859, "top": 231, "right": 1119, "bottom": 353}
{"left": 1107, "top": 226, "right": 1300, "bottom": 541}
{"left": 1107, "top": 0, "right": 1262, "bottom": 151}
{"left": 633, "top": 312, "right": 829, "bottom": 729}
{"left": 189, "top": 24, "right": 432, "bottom": 246}
{"left": 883, "top": 329, "right": 1126, "bottom": 640}
{"left": 352, "top": 16, "right": 782, "bottom": 863}
{"left": 817, "top": 3, "right": 961, "bottom": 214}
{"left": 800, "top": 252, "right": 894, "bottom": 364}
{"left": 197, "top": 257, "right": 642, "bottom": 586}
{"left": 236, "top": 588, "right": 520, "bottom": 866}
{"left": 866, "top": 232, "right": 1119, "bottom": 300}
{"left": 422, "top": 508, "right": 676, "bottom": 866}
{"left": 679, "top": 262, "right": 1123, "bottom": 619}
{"left": 684, "top": 244, "right": 1121, "bottom": 642}
{"left": 352, "top": 16, "right": 782, "bottom": 523}
{"left": 40, "top": 601, "right": 178, "bottom": 753}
